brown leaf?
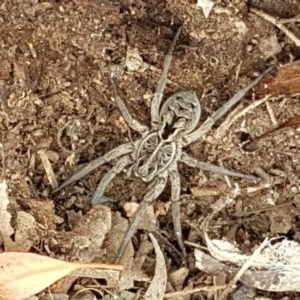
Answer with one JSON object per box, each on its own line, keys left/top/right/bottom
{"left": 0, "top": 252, "right": 123, "bottom": 300}
{"left": 255, "top": 60, "right": 300, "bottom": 97}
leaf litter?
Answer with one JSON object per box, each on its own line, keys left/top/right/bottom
{"left": 195, "top": 194, "right": 300, "bottom": 292}
{"left": 0, "top": 252, "right": 123, "bottom": 300}
{"left": 0, "top": 180, "right": 14, "bottom": 247}
{"left": 0, "top": 182, "right": 126, "bottom": 299}
{"left": 144, "top": 234, "right": 167, "bottom": 300}
{"left": 1, "top": 0, "right": 300, "bottom": 299}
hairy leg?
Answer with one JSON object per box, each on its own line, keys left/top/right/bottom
{"left": 53, "top": 142, "right": 136, "bottom": 193}
{"left": 116, "top": 171, "right": 168, "bottom": 263}
{"left": 91, "top": 155, "right": 133, "bottom": 204}
{"left": 169, "top": 165, "right": 186, "bottom": 256}
{"left": 151, "top": 27, "right": 182, "bottom": 128}
{"left": 181, "top": 152, "right": 257, "bottom": 181}
{"left": 109, "top": 75, "right": 149, "bottom": 136}
{"left": 184, "top": 65, "right": 276, "bottom": 145}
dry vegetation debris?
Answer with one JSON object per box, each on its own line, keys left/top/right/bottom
{"left": 0, "top": 0, "right": 300, "bottom": 299}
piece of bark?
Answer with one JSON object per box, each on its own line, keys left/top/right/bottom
{"left": 255, "top": 61, "right": 300, "bottom": 97}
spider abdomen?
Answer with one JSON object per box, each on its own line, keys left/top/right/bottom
{"left": 133, "top": 132, "right": 176, "bottom": 182}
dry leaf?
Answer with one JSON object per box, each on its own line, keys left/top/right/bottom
{"left": 0, "top": 252, "right": 123, "bottom": 300}
{"left": 71, "top": 205, "right": 112, "bottom": 262}
{"left": 0, "top": 181, "right": 13, "bottom": 241}
{"left": 195, "top": 248, "right": 300, "bottom": 292}
{"left": 0, "top": 180, "right": 17, "bottom": 251}
{"left": 125, "top": 47, "right": 147, "bottom": 72}
{"left": 169, "top": 267, "right": 189, "bottom": 291}
{"left": 199, "top": 196, "right": 300, "bottom": 292}
{"left": 196, "top": 0, "right": 214, "bottom": 18}
{"left": 14, "top": 211, "right": 37, "bottom": 252}
{"left": 117, "top": 239, "right": 151, "bottom": 291}
{"left": 0, "top": 182, "right": 38, "bottom": 252}
{"left": 38, "top": 149, "right": 58, "bottom": 189}
{"left": 144, "top": 234, "right": 167, "bottom": 300}
{"left": 258, "top": 33, "right": 282, "bottom": 59}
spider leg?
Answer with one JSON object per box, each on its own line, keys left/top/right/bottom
{"left": 116, "top": 171, "right": 168, "bottom": 263}
{"left": 151, "top": 27, "right": 182, "bottom": 128}
{"left": 184, "top": 65, "right": 276, "bottom": 146}
{"left": 169, "top": 165, "right": 186, "bottom": 256}
{"left": 91, "top": 155, "right": 133, "bottom": 204}
{"left": 181, "top": 152, "right": 257, "bottom": 181}
{"left": 109, "top": 75, "right": 149, "bottom": 136}
{"left": 53, "top": 142, "right": 136, "bottom": 194}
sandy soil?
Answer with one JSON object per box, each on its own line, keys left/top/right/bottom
{"left": 1, "top": 0, "right": 300, "bottom": 299}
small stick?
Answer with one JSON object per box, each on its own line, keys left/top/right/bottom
{"left": 215, "top": 95, "right": 272, "bottom": 139}
{"left": 163, "top": 284, "right": 228, "bottom": 298}
{"left": 251, "top": 8, "right": 300, "bottom": 47}
{"left": 265, "top": 100, "right": 277, "bottom": 126}
{"left": 218, "top": 159, "right": 232, "bottom": 188}
{"left": 217, "top": 238, "right": 269, "bottom": 300}
{"left": 278, "top": 18, "right": 300, "bottom": 24}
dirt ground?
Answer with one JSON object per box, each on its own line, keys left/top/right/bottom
{"left": 1, "top": 0, "right": 300, "bottom": 299}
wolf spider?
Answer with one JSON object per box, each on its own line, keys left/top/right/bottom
{"left": 53, "top": 27, "right": 274, "bottom": 262}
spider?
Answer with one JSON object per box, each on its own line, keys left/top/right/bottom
{"left": 53, "top": 26, "right": 275, "bottom": 262}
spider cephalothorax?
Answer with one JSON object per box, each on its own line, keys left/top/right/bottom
{"left": 53, "top": 26, "right": 275, "bottom": 262}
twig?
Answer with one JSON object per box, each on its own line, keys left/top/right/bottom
{"left": 215, "top": 95, "right": 271, "bottom": 139}
{"left": 163, "top": 285, "right": 228, "bottom": 298}
{"left": 38, "top": 149, "right": 58, "bottom": 189}
{"left": 265, "top": 100, "right": 277, "bottom": 126}
{"left": 243, "top": 179, "right": 282, "bottom": 194}
{"left": 217, "top": 238, "right": 269, "bottom": 300}
{"left": 252, "top": 166, "right": 272, "bottom": 182}
{"left": 278, "top": 18, "right": 300, "bottom": 24}
{"left": 218, "top": 159, "right": 232, "bottom": 188}
{"left": 0, "top": 143, "right": 5, "bottom": 181}
{"left": 232, "top": 198, "right": 295, "bottom": 218}
{"left": 251, "top": 8, "right": 300, "bottom": 47}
